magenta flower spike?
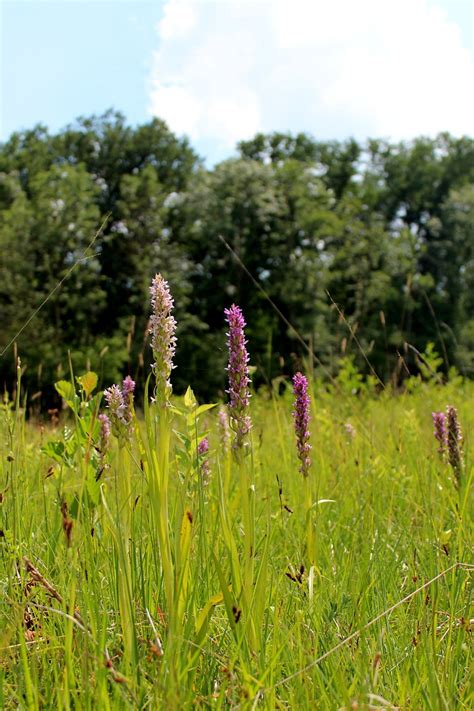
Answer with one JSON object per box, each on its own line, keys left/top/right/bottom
{"left": 224, "top": 304, "right": 252, "bottom": 454}
{"left": 446, "top": 405, "right": 463, "bottom": 484}
{"left": 432, "top": 411, "right": 447, "bottom": 455}
{"left": 149, "top": 274, "right": 177, "bottom": 405}
{"left": 122, "top": 375, "right": 135, "bottom": 423}
{"left": 98, "top": 412, "right": 111, "bottom": 455}
{"left": 292, "top": 372, "right": 312, "bottom": 477}
{"left": 122, "top": 375, "right": 135, "bottom": 400}
{"left": 198, "top": 436, "right": 210, "bottom": 483}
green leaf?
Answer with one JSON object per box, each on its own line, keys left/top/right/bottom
{"left": 86, "top": 464, "right": 100, "bottom": 507}
{"left": 41, "top": 438, "right": 76, "bottom": 467}
{"left": 55, "top": 380, "right": 77, "bottom": 409}
{"left": 195, "top": 591, "right": 224, "bottom": 644}
{"left": 77, "top": 371, "right": 98, "bottom": 397}
{"left": 184, "top": 386, "right": 197, "bottom": 410}
{"left": 440, "top": 529, "right": 452, "bottom": 546}
{"left": 194, "top": 403, "right": 217, "bottom": 417}
{"left": 169, "top": 404, "right": 185, "bottom": 417}
{"left": 41, "top": 440, "right": 66, "bottom": 464}
{"left": 212, "top": 553, "right": 238, "bottom": 640}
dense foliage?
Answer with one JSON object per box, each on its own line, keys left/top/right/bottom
{"left": 1, "top": 111, "right": 473, "bottom": 404}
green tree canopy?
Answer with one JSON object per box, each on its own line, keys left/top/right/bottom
{"left": 1, "top": 115, "right": 473, "bottom": 405}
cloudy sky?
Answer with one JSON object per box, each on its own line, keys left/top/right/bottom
{"left": 2, "top": 0, "right": 473, "bottom": 163}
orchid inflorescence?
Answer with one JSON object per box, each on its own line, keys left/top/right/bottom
{"left": 149, "top": 274, "right": 177, "bottom": 406}
{"left": 292, "top": 372, "right": 312, "bottom": 477}
{"left": 103, "top": 376, "right": 135, "bottom": 439}
{"left": 100, "top": 278, "right": 317, "bottom": 477}
{"left": 224, "top": 304, "right": 252, "bottom": 456}
{"left": 432, "top": 405, "right": 464, "bottom": 486}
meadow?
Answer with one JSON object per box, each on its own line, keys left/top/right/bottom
{"left": 0, "top": 276, "right": 472, "bottom": 710}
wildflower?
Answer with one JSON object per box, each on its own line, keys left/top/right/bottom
{"left": 293, "top": 372, "right": 311, "bottom": 477}
{"left": 218, "top": 405, "right": 231, "bottom": 452}
{"left": 446, "top": 405, "right": 463, "bottom": 485}
{"left": 149, "top": 274, "right": 177, "bottom": 405}
{"left": 104, "top": 377, "right": 135, "bottom": 438}
{"left": 432, "top": 411, "right": 447, "bottom": 454}
{"left": 98, "top": 413, "right": 111, "bottom": 455}
{"left": 104, "top": 384, "right": 126, "bottom": 423}
{"left": 122, "top": 375, "right": 135, "bottom": 423}
{"left": 224, "top": 304, "right": 252, "bottom": 455}
{"left": 122, "top": 375, "right": 135, "bottom": 400}
{"left": 198, "top": 437, "right": 210, "bottom": 483}
{"left": 344, "top": 423, "right": 356, "bottom": 440}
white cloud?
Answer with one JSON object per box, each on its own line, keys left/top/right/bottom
{"left": 157, "top": 0, "right": 197, "bottom": 40}
{"left": 148, "top": 0, "right": 474, "bottom": 157}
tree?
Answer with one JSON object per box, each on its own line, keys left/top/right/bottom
{"left": 1, "top": 116, "right": 474, "bottom": 404}
{"left": 440, "top": 184, "right": 474, "bottom": 374}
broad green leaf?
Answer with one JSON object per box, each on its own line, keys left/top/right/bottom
{"left": 55, "top": 380, "right": 77, "bottom": 409}
{"left": 41, "top": 439, "right": 76, "bottom": 468}
{"left": 77, "top": 371, "right": 98, "bottom": 397}
{"left": 41, "top": 440, "right": 66, "bottom": 464}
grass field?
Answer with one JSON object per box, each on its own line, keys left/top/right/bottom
{"left": 0, "top": 364, "right": 472, "bottom": 709}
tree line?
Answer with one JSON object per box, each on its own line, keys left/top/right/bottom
{"left": 1, "top": 110, "right": 473, "bottom": 406}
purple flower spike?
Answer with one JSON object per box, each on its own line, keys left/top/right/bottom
{"left": 149, "top": 274, "right": 177, "bottom": 404}
{"left": 122, "top": 375, "right": 135, "bottom": 399}
{"left": 198, "top": 437, "right": 209, "bottom": 457}
{"left": 98, "top": 413, "right": 111, "bottom": 455}
{"left": 122, "top": 375, "right": 135, "bottom": 422}
{"left": 292, "top": 372, "right": 312, "bottom": 477}
{"left": 104, "top": 384, "right": 126, "bottom": 423}
{"left": 446, "top": 405, "right": 463, "bottom": 484}
{"left": 104, "top": 378, "right": 134, "bottom": 437}
{"left": 198, "top": 437, "right": 210, "bottom": 483}
{"left": 224, "top": 304, "right": 252, "bottom": 454}
{"left": 432, "top": 411, "right": 447, "bottom": 455}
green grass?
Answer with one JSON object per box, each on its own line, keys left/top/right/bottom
{"left": 0, "top": 375, "right": 472, "bottom": 709}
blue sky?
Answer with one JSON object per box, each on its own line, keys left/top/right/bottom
{"left": 1, "top": 0, "right": 473, "bottom": 164}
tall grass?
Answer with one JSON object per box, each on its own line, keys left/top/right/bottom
{"left": 0, "top": 293, "right": 472, "bottom": 708}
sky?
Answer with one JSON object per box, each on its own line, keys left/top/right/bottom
{"left": 1, "top": 0, "right": 473, "bottom": 164}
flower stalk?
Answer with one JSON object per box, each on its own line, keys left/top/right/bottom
{"left": 446, "top": 405, "right": 463, "bottom": 487}
{"left": 432, "top": 411, "right": 447, "bottom": 455}
{"left": 292, "top": 372, "right": 312, "bottom": 477}
{"left": 225, "top": 304, "right": 252, "bottom": 457}
{"left": 293, "top": 372, "right": 314, "bottom": 565}
{"left": 149, "top": 274, "right": 177, "bottom": 406}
